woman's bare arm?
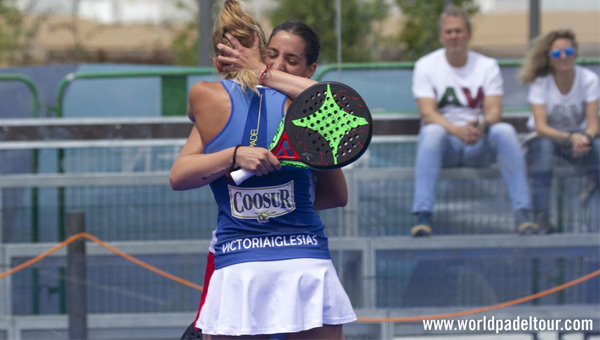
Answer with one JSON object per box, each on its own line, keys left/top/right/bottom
{"left": 216, "top": 33, "right": 316, "bottom": 99}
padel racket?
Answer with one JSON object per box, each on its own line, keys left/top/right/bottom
{"left": 230, "top": 81, "right": 372, "bottom": 185}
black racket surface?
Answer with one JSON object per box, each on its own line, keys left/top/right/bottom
{"left": 180, "top": 322, "right": 202, "bottom": 340}
{"left": 275, "top": 81, "right": 373, "bottom": 169}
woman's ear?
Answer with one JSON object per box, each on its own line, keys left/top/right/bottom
{"left": 213, "top": 57, "right": 224, "bottom": 73}
{"left": 305, "top": 62, "right": 318, "bottom": 79}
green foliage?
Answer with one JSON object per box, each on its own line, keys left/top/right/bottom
{"left": 169, "top": 0, "right": 390, "bottom": 65}
{"left": 0, "top": 0, "right": 47, "bottom": 65}
{"left": 169, "top": 0, "right": 199, "bottom": 65}
{"left": 171, "top": 21, "right": 199, "bottom": 65}
{"left": 268, "top": 0, "right": 389, "bottom": 63}
{"left": 394, "top": 0, "right": 479, "bottom": 61}
{"left": 0, "top": 0, "right": 25, "bottom": 64}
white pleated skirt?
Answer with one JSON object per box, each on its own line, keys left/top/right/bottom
{"left": 196, "top": 258, "right": 356, "bottom": 336}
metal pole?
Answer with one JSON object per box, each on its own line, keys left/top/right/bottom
{"left": 529, "top": 0, "right": 541, "bottom": 43}
{"left": 198, "top": 0, "right": 215, "bottom": 66}
{"left": 336, "top": 0, "right": 342, "bottom": 81}
{"left": 67, "top": 211, "right": 87, "bottom": 340}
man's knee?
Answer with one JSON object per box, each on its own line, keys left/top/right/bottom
{"left": 419, "top": 124, "right": 447, "bottom": 148}
{"left": 487, "top": 122, "right": 523, "bottom": 153}
{"left": 488, "top": 122, "right": 517, "bottom": 139}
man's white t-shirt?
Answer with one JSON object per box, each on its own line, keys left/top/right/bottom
{"left": 526, "top": 65, "right": 600, "bottom": 132}
{"left": 412, "top": 48, "right": 504, "bottom": 126}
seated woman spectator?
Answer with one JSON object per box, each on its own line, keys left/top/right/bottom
{"left": 519, "top": 28, "right": 599, "bottom": 232}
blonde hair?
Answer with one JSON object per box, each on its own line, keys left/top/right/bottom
{"left": 519, "top": 29, "right": 578, "bottom": 84}
{"left": 213, "top": 0, "right": 267, "bottom": 92}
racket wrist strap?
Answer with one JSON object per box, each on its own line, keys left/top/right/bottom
{"left": 258, "top": 64, "right": 272, "bottom": 85}
{"left": 230, "top": 144, "right": 242, "bottom": 171}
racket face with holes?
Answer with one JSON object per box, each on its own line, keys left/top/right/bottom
{"left": 271, "top": 81, "right": 372, "bottom": 170}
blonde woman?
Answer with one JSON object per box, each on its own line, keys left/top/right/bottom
{"left": 519, "top": 29, "right": 599, "bottom": 232}
{"left": 170, "top": 1, "right": 355, "bottom": 338}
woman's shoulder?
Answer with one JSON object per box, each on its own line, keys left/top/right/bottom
{"left": 188, "top": 81, "right": 231, "bottom": 112}
{"left": 189, "top": 80, "right": 225, "bottom": 97}
{"left": 575, "top": 65, "right": 600, "bottom": 100}
{"left": 187, "top": 80, "right": 230, "bottom": 120}
{"left": 575, "top": 65, "right": 599, "bottom": 82}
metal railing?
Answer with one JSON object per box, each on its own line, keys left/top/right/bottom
{"left": 0, "top": 74, "right": 41, "bottom": 246}
{"left": 313, "top": 58, "right": 600, "bottom": 80}
{"left": 1, "top": 132, "right": 595, "bottom": 242}
{"left": 49, "top": 67, "right": 214, "bottom": 118}
{"left": 0, "top": 74, "right": 39, "bottom": 117}
{"left": 31, "top": 67, "right": 212, "bottom": 242}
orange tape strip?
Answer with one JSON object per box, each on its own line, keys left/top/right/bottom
{"left": 358, "top": 269, "right": 600, "bottom": 322}
{"left": 1, "top": 232, "right": 598, "bottom": 323}
{"left": 0, "top": 232, "right": 203, "bottom": 291}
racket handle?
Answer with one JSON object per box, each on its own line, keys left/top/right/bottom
{"left": 230, "top": 168, "right": 253, "bottom": 185}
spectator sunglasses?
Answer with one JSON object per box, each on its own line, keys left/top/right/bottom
{"left": 550, "top": 46, "right": 575, "bottom": 59}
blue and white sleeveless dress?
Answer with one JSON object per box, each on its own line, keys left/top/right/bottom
{"left": 196, "top": 80, "right": 356, "bottom": 335}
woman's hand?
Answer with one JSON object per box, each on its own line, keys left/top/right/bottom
{"left": 216, "top": 32, "right": 265, "bottom": 77}
{"left": 570, "top": 133, "right": 591, "bottom": 158}
{"left": 235, "top": 146, "right": 281, "bottom": 176}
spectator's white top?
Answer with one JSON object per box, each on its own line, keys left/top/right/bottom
{"left": 412, "top": 48, "right": 504, "bottom": 126}
{"left": 527, "top": 65, "right": 600, "bottom": 132}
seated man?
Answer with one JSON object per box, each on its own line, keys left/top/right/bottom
{"left": 410, "top": 4, "right": 537, "bottom": 237}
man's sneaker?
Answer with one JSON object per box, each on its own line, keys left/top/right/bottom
{"left": 411, "top": 212, "right": 433, "bottom": 237}
{"left": 411, "top": 224, "right": 432, "bottom": 237}
{"left": 517, "top": 222, "right": 539, "bottom": 235}
{"left": 515, "top": 209, "right": 539, "bottom": 235}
